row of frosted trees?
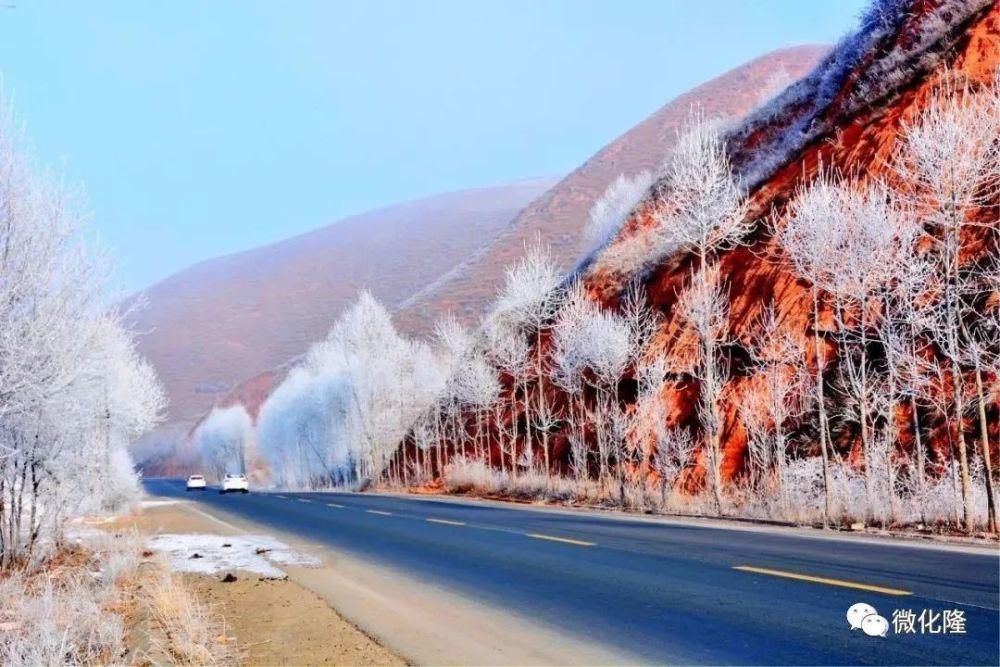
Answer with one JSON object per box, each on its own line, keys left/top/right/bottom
{"left": 201, "top": 293, "right": 449, "bottom": 490}
{"left": 0, "top": 99, "right": 167, "bottom": 567}
{"left": 396, "top": 82, "right": 1000, "bottom": 532}
{"left": 229, "top": 81, "right": 998, "bottom": 532}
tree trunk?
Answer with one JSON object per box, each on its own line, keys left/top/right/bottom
{"left": 952, "top": 359, "right": 973, "bottom": 532}
{"left": 944, "top": 214, "right": 972, "bottom": 532}
{"left": 812, "top": 289, "right": 833, "bottom": 526}
{"left": 708, "top": 414, "right": 724, "bottom": 516}
{"left": 974, "top": 364, "right": 997, "bottom": 533}
{"left": 705, "top": 327, "right": 724, "bottom": 516}
{"left": 535, "top": 328, "right": 551, "bottom": 493}
{"left": 775, "top": 425, "right": 788, "bottom": 519}
{"left": 859, "top": 319, "right": 875, "bottom": 522}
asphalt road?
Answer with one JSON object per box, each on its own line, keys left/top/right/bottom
{"left": 144, "top": 479, "right": 999, "bottom": 665}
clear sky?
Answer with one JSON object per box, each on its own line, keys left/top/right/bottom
{"left": 0, "top": 0, "right": 867, "bottom": 292}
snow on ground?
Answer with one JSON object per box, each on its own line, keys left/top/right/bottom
{"left": 147, "top": 533, "right": 320, "bottom": 578}
{"left": 140, "top": 498, "right": 182, "bottom": 508}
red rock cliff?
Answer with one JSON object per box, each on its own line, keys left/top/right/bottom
{"left": 582, "top": 0, "right": 1000, "bottom": 481}
{"left": 405, "top": 0, "right": 999, "bottom": 492}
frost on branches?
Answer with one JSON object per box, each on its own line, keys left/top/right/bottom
{"left": 256, "top": 291, "right": 446, "bottom": 489}
{"left": 392, "top": 82, "right": 999, "bottom": 532}
{"left": 193, "top": 405, "right": 253, "bottom": 482}
{"left": 227, "top": 81, "right": 998, "bottom": 534}
{"left": 0, "top": 98, "right": 166, "bottom": 568}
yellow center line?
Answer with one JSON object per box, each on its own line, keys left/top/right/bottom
{"left": 297, "top": 498, "right": 312, "bottom": 503}
{"left": 366, "top": 510, "right": 393, "bottom": 516}
{"left": 275, "top": 494, "right": 288, "bottom": 499}
{"left": 733, "top": 565, "right": 912, "bottom": 596}
{"left": 527, "top": 533, "right": 596, "bottom": 547}
{"left": 427, "top": 518, "right": 466, "bottom": 526}
{"left": 326, "top": 503, "right": 345, "bottom": 508}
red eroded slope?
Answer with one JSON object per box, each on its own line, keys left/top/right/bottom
{"left": 583, "top": 0, "right": 1000, "bottom": 480}
{"left": 400, "top": 0, "right": 999, "bottom": 489}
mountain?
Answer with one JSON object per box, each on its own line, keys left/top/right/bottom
{"left": 392, "top": 45, "right": 829, "bottom": 337}
{"left": 573, "top": 0, "right": 1000, "bottom": 478}
{"left": 130, "top": 179, "right": 556, "bottom": 421}
{"left": 388, "top": 0, "right": 999, "bottom": 531}
{"left": 135, "top": 45, "right": 827, "bottom": 428}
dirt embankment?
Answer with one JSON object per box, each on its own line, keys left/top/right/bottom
{"left": 120, "top": 502, "right": 405, "bottom": 667}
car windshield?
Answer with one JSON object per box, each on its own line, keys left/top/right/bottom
{"left": 189, "top": 475, "right": 203, "bottom": 480}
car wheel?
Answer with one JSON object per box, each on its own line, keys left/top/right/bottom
{"left": 242, "top": 489, "right": 248, "bottom": 494}
{"left": 219, "top": 489, "right": 226, "bottom": 495}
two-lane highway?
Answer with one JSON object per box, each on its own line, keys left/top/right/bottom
{"left": 145, "top": 479, "right": 999, "bottom": 665}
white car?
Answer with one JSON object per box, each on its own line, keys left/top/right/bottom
{"left": 220, "top": 473, "right": 249, "bottom": 494}
{"left": 186, "top": 474, "right": 206, "bottom": 491}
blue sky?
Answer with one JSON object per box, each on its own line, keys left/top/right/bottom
{"left": 0, "top": 1, "right": 867, "bottom": 291}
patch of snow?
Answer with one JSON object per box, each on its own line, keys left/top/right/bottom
{"left": 140, "top": 499, "right": 182, "bottom": 508}
{"left": 146, "top": 533, "right": 320, "bottom": 578}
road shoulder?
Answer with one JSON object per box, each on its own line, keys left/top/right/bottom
{"left": 125, "top": 500, "right": 405, "bottom": 666}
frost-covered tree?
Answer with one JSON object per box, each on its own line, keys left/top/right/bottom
{"left": 0, "top": 98, "right": 165, "bottom": 566}
{"left": 484, "top": 316, "right": 531, "bottom": 475}
{"left": 779, "top": 175, "right": 846, "bottom": 525}
{"left": 258, "top": 292, "right": 446, "bottom": 490}
{"left": 194, "top": 405, "right": 253, "bottom": 481}
{"left": 891, "top": 84, "right": 1000, "bottom": 532}
{"left": 433, "top": 314, "right": 474, "bottom": 472}
{"left": 493, "top": 241, "right": 563, "bottom": 479}
{"left": 676, "top": 267, "right": 731, "bottom": 514}
{"left": 741, "top": 307, "right": 809, "bottom": 513}
{"left": 818, "top": 180, "right": 915, "bottom": 519}
{"left": 79, "top": 315, "right": 166, "bottom": 511}
{"left": 454, "top": 351, "right": 501, "bottom": 465}
{"left": 882, "top": 254, "right": 938, "bottom": 503}
{"left": 586, "top": 171, "right": 653, "bottom": 250}
{"left": 634, "top": 357, "right": 693, "bottom": 508}
{"left": 782, "top": 176, "right": 922, "bottom": 523}
{"left": 653, "top": 116, "right": 751, "bottom": 256}
{"left": 1, "top": 313, "right": 165, "bottom": 565}
{"left": 651, "top": 425, "right": 694, "bottom": 509}
{"left": 952, "top": 262, "right": 1000, "bottom": 532}
{"left": 653, "top": 116, "right": 749, "bottom": 514}
{"left": 257, "top": 367, "right": 351, "bottom": 488}
{"left": 578, "top": 306, "right": 632, "bottom": 494}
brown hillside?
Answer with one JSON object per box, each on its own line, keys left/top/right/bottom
{"left": 393, "top": 45, "right": 829, "bottom": 337}
{"left": 130, "top": 179, "right": 555, "bottom": 421}
{"left": 138, "top": 46, "right": 827, "bottom": 429}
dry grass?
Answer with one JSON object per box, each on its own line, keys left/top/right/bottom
{"left": 442, "top": 457, "right": 587, "bottom": 502}
{"left": 440, "top": 456, "right": 995, "bottom": 535}
{"left": 0, "top": 534, "right": 140, "bottom": 666}
{"left": 0, "top": 526, "right": 242, "bottom": 667}
{"left": 138, "top": 559, "right": 242, "bottom": 666}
